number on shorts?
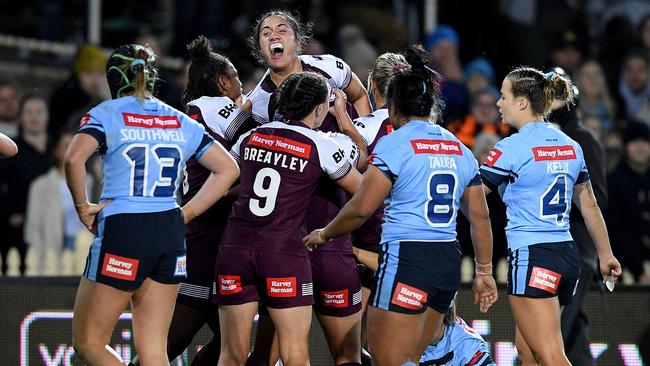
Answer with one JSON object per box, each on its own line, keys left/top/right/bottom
{"left": 249, "top": 167, "right": 281, "bottom": 217}
{"left": 122, "top": 144, "right": 183, "bottom": 197}
{"left": 425, "top": 171, "right": 457, "bottom": 227}
{"left": 540, "top": 174, "right": 568, "bottom": 225}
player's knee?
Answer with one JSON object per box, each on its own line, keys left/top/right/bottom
{"left": 220, "top": 346, "right": 249, "bottom": 365}
{"left": 71, "top": 337, "right": 98, "bottom": 361}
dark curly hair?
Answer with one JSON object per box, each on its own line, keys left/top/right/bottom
{"left": 275, "top": 72, "right": 328, "bottom": 121}
{"left": 247, "top": 9, "right": 313, "bottom": 66}
{"left": 506, "top": 66, "right": 575, "bottom": 118}
{"left": 182, "top": 35, "right": 233, "bottom": 106}
{"left": 386, "top": 45, "right": 444, "bottom": 120}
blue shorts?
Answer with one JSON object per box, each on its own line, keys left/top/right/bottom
{"left": 371, "top": 240, "right": 461, "bottom": 314}
{"left": 83, "top": 209, "right": 186, "bottom": 290}
{"left": 507, "top": 241, "right": 580, "bottom": 306}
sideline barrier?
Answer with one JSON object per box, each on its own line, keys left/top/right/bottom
{"left": 1, "top": 278, "right": 648, "bottom": 365}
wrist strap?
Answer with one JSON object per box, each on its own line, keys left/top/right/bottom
{"left": 474, "top": 258, "right": 493, "bottom": 276}
{"left": 318, "top": 229, "right": 331, "bottom": 242}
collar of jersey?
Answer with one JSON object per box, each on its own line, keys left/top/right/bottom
{"left": 519, "top": 120, "right": 547, "bottom": 133}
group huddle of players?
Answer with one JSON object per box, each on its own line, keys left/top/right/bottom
{"left": 67, "top": 8, "right": 621, "bottom": 366}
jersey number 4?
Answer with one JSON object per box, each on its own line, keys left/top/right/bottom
{"left": 425, "top": 171, "right": 458, "bottom": 227}
{"left": 540, "top": 175, "right": 569, "bottom": 225}
{"left": 123, "top": 144, "right": 182, "bottom": 197}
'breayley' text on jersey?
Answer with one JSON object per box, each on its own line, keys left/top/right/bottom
{"left": 242, "top": 132, "right": 311, "bottom": 173}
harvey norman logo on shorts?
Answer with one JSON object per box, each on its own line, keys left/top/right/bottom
{"left": 528, "top": 266, "right": 562, "bottom": 294}
{"left": 532, "top": 145, "right": 576, "bottom": 161}
{"left": 174, "top": 255, "right": 186, "bottom": 277}
{"left": 266, "top": 277, "right": 297, "bottom": 297}
{"left": 218, "top": 275, "right": 242, "bottom": 295}
{"left": 122, "top": 112, "right": 181, "bottom": 129}
{"left": 248, "top": 133, "right": 312, "bottom": 159}
{"left": 410, "top": 139, "right": 462, "bottom": 155}
{"left": 391, "top": 282, "right": 428, "bottom": 310}
{"left": 321, "top": 289, "right": 348, "bottom": 308}
{"left": 101, "top": 253, "right": 139, "bottom": 281}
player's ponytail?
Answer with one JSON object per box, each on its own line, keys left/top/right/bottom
{"left": 275, "top": 72, "right": 328, "bottom": 121}
{"left": 506, "top": 66, "right": 575, "bottom": 118}
{"left": 385, "top": 45, "right": 443, "bottom": 121}
{"left": 106, "top": 44, "right": 158, "bottom": 99}
{"left": 183, "top": 35, "right": 232, "bottom": 106}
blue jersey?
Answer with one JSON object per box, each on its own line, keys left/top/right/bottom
{"left": 370, "top": 120, "right": 481, "bottom": 243}
{"left": 480, "top": 122, "right": 589, "bottom": 250}
{"left": 420, "top": 317, "right": 495, "bottom": 366}
{"left": 79, "top": 96, "right": 213, "bottom": 217}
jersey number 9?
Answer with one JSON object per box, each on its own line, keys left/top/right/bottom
{"left": 250, "top": 168, "right": 281, "bottom": 217}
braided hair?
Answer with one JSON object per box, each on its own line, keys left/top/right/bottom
{"left": 506, "top": 66, "right": 575, "bottom": 118}
{"left": 275, "top": 72, "right": 328, "bottom": 121}
{"left": 385, "top": 46, "right": 444, "bottom": 121}
{"left": 247, "top": 9, "right": 313, "bottom": 66}
{"left": 106, "top": 44, "right": 158, "bottom": 99}
{"left": 182, "top": 35, "right": 233, "bottom": 106}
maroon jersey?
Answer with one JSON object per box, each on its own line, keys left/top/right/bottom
{"left": 351, "top": 108, "right": 393, "bottom": 251}
{"left": 181, "top": 96, "right": 257, "bottom": 226}
{"left": 306, "top": 133, "right": 360, "bottom": 253}
{"left": 221, "top": 120, "right": 352, "bottom": 255}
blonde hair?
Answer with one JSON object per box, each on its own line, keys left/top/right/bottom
{"left": 506, "top": 66, "right": 575, "bottom": 117}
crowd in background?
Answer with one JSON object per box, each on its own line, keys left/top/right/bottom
{"left": 0, "top": 0, "right": 649, "bottom": 284}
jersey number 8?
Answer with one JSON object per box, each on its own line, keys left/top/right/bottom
{"left": 425, "top": 171, "right": 458, "bottom": 227}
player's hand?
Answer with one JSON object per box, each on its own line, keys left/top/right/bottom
{"left": 328, "top": 89, "right": 348, "bottom": 119}
{"left": 303, "top": 229, "right": 329, "bottom": 251}
{"left": 472, "top": 275, "right": 498, "bottom": 313}
{"left": 75, "top": 200, "right": 111, "bottom": 235}
{"left": 599, "top": 254, "right": 622, "bottom": 285}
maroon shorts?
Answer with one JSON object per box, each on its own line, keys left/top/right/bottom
{"left": 213, "top": 246, "right": 314, "bottom": 309}
{"left": 177, "top": 220, "right": 223, "bottom": 310}
{"left": 310, "top": 250, "right": 362, "bottom": 317}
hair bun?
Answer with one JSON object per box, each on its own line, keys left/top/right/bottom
{"left": 187, "top": 35, "right": 213, "bottom": 62}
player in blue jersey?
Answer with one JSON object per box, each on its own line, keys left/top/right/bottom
{"left": 352, "top": 246, "right": 496, "bottom": 366}
{"left": 64, "top": 44, "right": 240, "bottom": 366}
{"left": 304, "top": 47, "right": 498, "bottom": 366}
{"left": 480, "top": 67, "right": 622, "bottom": 365}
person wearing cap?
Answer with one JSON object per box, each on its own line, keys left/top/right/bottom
{"left": 547, "top": 30, "right": 585, "bottom": 76}
{"left": 606, "top": 121, "right": 650, "bottom": 284}
{"left": 464, "top": 57, "right": 496, "bottom": 98}
{"left": 49, "top": 44, "right": 109, "bottom": 136}
{"left": 424, "top": 25, "right": 467, "bottom": 125}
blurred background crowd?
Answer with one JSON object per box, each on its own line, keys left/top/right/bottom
{"left": 0, "top": 0, "right": 649, "bottom": 285}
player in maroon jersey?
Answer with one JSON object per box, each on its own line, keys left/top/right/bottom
{"left": 214, "top": 72, "right": 361, "bottom": 366}
{"left": 129, "top": 36, "right": 256, "bottom": 366}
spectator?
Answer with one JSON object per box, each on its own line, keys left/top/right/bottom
{"left": 446, "top": 86, "right": 511, "bottom": 149}
{"left": 582, "top": 114, "right": 605, "bottom": 142}
{"left": 575, "top": 60, "right": 617, "bottom": 130}
{"left": 639, "top": 13, "right": 650, "bottom": 52}
{"left": 339, "top": 24, "right": 377, "bottom": 83}
{"left": 0, "top": 95, "right": 51, "bottom": 275}
{"left": 606, "top": 122, "right": 650, "bottom": 283}
{"left": 618, "top": 48, "right": 650, "bottom": 126}
{"left": 425, "top": 25, "right": 467, "bottom": 124}
{"left": 464, "top": 57, "right": 496, "bottom": 98}
{"left": 49, "top": 44, "right": 108, "bottom": 136}
{"left": 547, "top": 30, "right": 585, "bottom": 76}
{"left": 24, "top": 131, "right": 90, "bottom": 275}
{"left": 0, "top": 80, "right": 19, "bottom": 138}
